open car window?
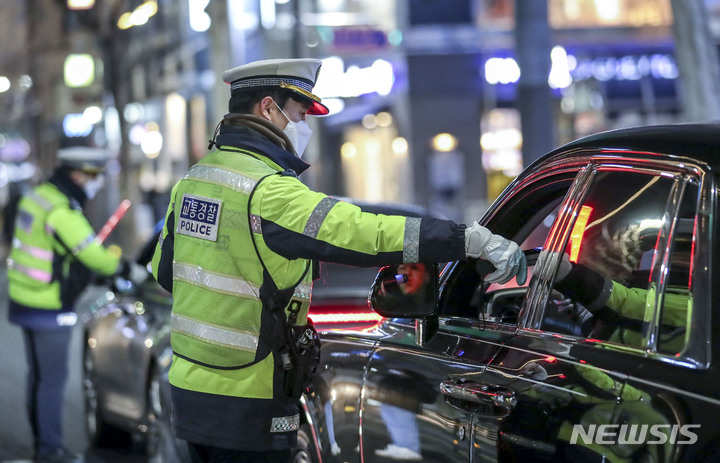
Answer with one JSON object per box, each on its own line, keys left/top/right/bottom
{"left": 438, "top": 170, "right": 574, "bottom": 323}
{"left": 539, "top": 168, "right": 698, "bottom": 356}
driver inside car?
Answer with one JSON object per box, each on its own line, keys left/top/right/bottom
{"left": 547, "top": 251, "right": 689, "bottom": 350}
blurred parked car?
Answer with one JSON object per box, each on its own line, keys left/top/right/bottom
{"left": 81, "top": 199, "right": 436, "bottom": 461}
{"left": 296, "top": 124, "right": 720, "bottom": 462}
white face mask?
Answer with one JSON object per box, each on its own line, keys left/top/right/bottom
{"left": 273, "top": 101, "right": 313, "bottom": 158}
{"left": 83, "top": 174, "right": 105, "bottom": 200}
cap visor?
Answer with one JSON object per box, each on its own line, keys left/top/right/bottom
{"left": 308, "top": 100, "right": 329, "bottom": 116}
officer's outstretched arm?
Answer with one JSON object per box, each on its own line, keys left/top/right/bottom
{"left": 254, "top": 175, "right": 466, "bottom": 266}
{"left": 49, "top": 207, "right": 119, "bottom": 276}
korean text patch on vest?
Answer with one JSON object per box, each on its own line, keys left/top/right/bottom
{"left": 177, "top": 194, "right": 222, "bottom": 242}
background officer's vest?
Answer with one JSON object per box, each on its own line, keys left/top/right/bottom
{"left": 169, "top": 147, "right": 311, "bottom": 369}
{"left": 7, "top": 184, "right": 91, "bottom": 309}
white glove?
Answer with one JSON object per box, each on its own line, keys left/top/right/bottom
{"left": 465, "top": 222, "right": 527, "bottom": 285}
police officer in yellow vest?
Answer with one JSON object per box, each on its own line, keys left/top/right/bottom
{"left": 151, "top": 58, "right": 527, "bottom": 462}
{"left": 7, "top": 147, "right": 126, "bottom": 462}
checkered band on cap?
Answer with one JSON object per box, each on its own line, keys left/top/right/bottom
{"left": 230, "top": 76, "right": 314, "bottom": 95}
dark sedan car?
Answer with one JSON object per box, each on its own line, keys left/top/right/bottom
{"left": 81, "top": 200, "right": 435, "bottom": 461}
{"left": 296, "top": 124, "right": 720, "bottom": 463}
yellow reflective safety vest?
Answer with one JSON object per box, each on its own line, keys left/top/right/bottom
{"left": 159, "top": 147, "right": 314, "bottom": 369}
{"left": 7, "top": 180, "right": 120, "bottom": 310}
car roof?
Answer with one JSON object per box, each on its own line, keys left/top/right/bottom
{"left": 535, "top": 123, "right": 720, "bottom": 169}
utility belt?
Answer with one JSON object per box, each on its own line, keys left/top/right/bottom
{"left": 261, "top": 280, "right": 321, "bottom": 400}
{"left": 251, "top": 171, "right": 321, "bottom": 401}
{"left": 279, "top": 301, "right": 321, "bottom": 400}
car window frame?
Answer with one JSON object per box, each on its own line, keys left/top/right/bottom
{"left": 522, "top": 150, "right": 712, "bottom": 370}
{"left": 437, "top": 157, "right": 585, "bottom": 328}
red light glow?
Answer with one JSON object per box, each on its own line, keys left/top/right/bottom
{"left": 309, "top": 312, "right": 383, "bottom": 324}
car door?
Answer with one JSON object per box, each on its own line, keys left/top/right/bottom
{"left": 360, "top": 163, "right": 579, "bottom": 462}
{"left": 90, "top": 293, "right": 152, "bottom": 421}
{"left": 481, "top": 153, "right": 716, "bottom": 462}
{"left": 307, "top": 328, "right": 387, "bottom": 462}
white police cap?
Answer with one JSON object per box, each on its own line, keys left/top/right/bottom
{"left": 57, "top": 147, "right": 108, "bottom": 174}
{"left": 222, "top": 58, "right": 329, "bottom": 115}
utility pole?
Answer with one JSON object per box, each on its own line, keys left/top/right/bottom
{"left": 514, "top": 1, "right": 555, "bottom": 165}
{"left": 670, "top": 0, "right": 720, "bottom": 122}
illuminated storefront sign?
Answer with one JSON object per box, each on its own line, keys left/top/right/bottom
{"left": 314, "top": 57, "right": 396, "bottom": 99}
{"left": 484, "top": 49, "right": 677, "bottom": 88}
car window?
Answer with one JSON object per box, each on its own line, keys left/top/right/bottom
{"left": 438, "top": 171, "right": 574, "bottom": 322}
{"left": 541, "top": 169, "right": 698, "bottom": 355}
{"left": 657, "top": 181, "right": 697, "bottom": 355}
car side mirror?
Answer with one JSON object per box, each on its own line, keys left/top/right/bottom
{"left": 369, "top": 263, "right": 439, "bottom": 318}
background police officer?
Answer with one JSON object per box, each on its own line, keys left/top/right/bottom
{"left": 151, "top": 58, "right": 527, "bottom": 463}
{"left": 6, "top": 147, "right": 129, "bottom": 463}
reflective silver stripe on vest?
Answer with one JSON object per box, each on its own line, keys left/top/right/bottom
{"left": 12, "top": 238, "right": 53, "bottom": 261}
{"left": 303, "top": 197, "right": 339, "bottom": 238}
{"left": 171, "top": 313, "right": 258, "bottom": 352}
{"left": 173, "top": 262, "right": 259, "bottom": 298}
{"left": 6, "top": 258, "right": 52, "bottom": 283}
{"left": 250, "top": 214, "right": 262, "bottom": 234}
{"left": 293, "top": 282, "right": 311, "bottom": 301}
{"left": 29, "top": 192, "right": 54, "bottom": 211}
{"left": 184, "top": 165, "right": 257, "bottom": 195}
{"left": 403, "top": 217, "right": 421, "bottom": 263}
{"left": 270, "top": 414, "right": 300, "bottom": 432}
{"left": 28, "top": 192, "right": 57, "bottom": 235}
{"left": 72, "top": 233, "right": 96, "bottom": 256}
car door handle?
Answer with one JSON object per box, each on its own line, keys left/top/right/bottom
{"left": 440, "top": 380, "right": 517, "bottom": 410}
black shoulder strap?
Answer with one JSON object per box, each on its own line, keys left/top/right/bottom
{"left": 247, "top": 171, "right": 311, "bottom": 313}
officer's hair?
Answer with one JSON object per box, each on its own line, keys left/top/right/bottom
{"left": 229, "top": 88, "right": 301, "bottom": 114}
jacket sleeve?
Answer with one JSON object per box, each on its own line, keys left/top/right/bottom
{"left": 253, "top": 174, "right": 466, "bottom": 266}
{"left": 151, "top": 185, "right": 177, "bottom": 293}
{"left": 47, "top": 207, "right": 120, "bottom": 276}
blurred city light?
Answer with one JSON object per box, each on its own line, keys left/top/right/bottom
{"left": 0, "top": 137, "right": 31, "bottom": 162}
{"left": 549, "top": 46, "right": 573, "bottom": 89}
{"left": 361, "top": 114, "right": 377, "bottom": 130}
{"left": 322, "top": 98, "right": 345, "bottom": 114}
{"left": 314, "top": 57, "right": 395, "bottom": 99}
{"left": 432, "top": 133, "right": 458, "bottom": 152}
{"left": 64, "top": 54, "right": 95, "bottom": 87}
{"left": 117, "top": 1, "right": 158, "bottom": 30}
{"left": 341, "top": 142, "right": 357, "bottom": 159}
{"left": 165, "top": 93, "right": 187, "bottom": 160}
{"left": 104, "top": 106, "right": 122, "bottom": 150}
{"left": 129, "top": 124, "right": 146, "bottom": 145}
{"left": 485, "top": 51, "right": 678, "bottom": 87}
{"left": 260, "top": 0, "right": 276, "bottom": 29}
{"left": 67, "top": 0, "right": 95, "bottom": 10}
{"left": 484, "top": 57, "right": 521, "bottom": 85}
{"left": 392, "top": 137, "right": 408, "bottom": 157}
{"left": 188, "top": 0, "right": 211, "bottom": 32}
{"left": 140, "top": 122, "right": 163, "bottom": 158}
{"left": 63, "top": 113, "right": 93, "bottom": 137}
{"left": 376, "top": 112, "right": 393, "bottom": 127}
{"left": 124, "top": 102, "right": 145, "bottom": 123}
{"left": 18, "top": 75, "right": 32, "bottom": 91}
{"left": 0, "top": 77, "right": 9, "bottom": 93}
{"left": 595, "top": 0, "right": 621, "bottom": 22}
{"left": 83, "top": 106, "right": 103, "bottom": 125}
